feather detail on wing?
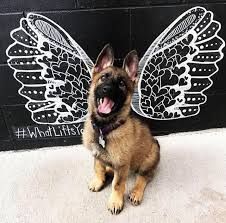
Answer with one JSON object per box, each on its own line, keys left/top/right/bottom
{"left": 132, "top": 6, "right": 225, "bottom": 120}
{"left": 6, "top": 13, "right": 93, "bottom": 124}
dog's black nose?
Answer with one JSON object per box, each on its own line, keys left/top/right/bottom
{"left": 102, "top": 85, "right": 111, "bottom": 93}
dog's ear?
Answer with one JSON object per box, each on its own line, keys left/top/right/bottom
{"left": 123, "top": 50, "right": 139, "bottom": 82}
{"left": 93, "top": 44, "right": 114, "bottom": 74}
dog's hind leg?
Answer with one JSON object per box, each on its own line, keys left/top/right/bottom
{"left": 128, "top": 175, "right": 149, "bottom": 206}
{"left": 88, "top": 159, "right": 106, "bottom": 192}
{"left": 129, "top": 139, "right": 160, "bottom": 205}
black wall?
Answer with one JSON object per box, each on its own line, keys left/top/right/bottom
{"left": 1, "top": 0, "right": 226, "bottom": 151}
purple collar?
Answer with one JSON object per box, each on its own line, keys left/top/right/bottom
{"left": 92, "top": 119, "right": 125, "bottom": 136}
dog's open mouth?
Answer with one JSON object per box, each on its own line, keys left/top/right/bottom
{"left": 97, "top": 97, "right": 115, "bottom": 114}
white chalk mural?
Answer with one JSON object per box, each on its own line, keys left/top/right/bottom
{"left": 6, "top": 13, "right": 93, "bottom": 124}
{"left": 132, "top": 7, "right": 225, "bottom": 120}
{"left": 6, "top": 7, "right": 225, "bottom": 124}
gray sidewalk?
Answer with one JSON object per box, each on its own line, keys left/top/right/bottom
{"left": 0, "top": 129, "right": 226, "bottom": 223}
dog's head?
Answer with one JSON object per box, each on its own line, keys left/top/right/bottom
{"left": 88, "top": 44, "right": 139, "bottom": 122}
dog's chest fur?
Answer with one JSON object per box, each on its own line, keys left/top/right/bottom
{"left": 83, "top": 116, "right": 155, "bottom": 169}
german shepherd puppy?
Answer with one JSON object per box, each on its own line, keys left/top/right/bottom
{"left": 83, "top": 44, "right": 160, "bottom": 214}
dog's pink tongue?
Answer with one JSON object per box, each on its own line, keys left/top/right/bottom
{"left": 98, "top": 97, "right": 114, "bottom": 114}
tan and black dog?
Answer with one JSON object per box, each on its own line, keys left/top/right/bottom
{"left": 82, "top": 44, "right": 160, "bottom": 214}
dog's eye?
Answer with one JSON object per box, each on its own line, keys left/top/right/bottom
{"left": 101, "top": 73, "right": 110, "bottom": 81}
{"left": 119, "top": 80, "right": 125, "bottom": 88}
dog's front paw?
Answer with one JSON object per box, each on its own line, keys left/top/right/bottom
{"left": 88, "top": 178, "right": 104, "bottom": 192}
{"left": 107, "top": 194, "right": 124, "bottom": 215}
{"left": 128, "top": 189, "right": 143, "bottom": 206}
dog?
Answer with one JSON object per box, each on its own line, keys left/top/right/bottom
{"left": 82, "top": 44, "right": 160, "bottom": 214}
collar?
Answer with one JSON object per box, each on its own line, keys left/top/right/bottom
{"left": 92, "top": 119, "right": 125, "bottom": 136}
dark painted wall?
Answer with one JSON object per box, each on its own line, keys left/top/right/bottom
{"left": 1, "top": 0, "right": 226, "bottom": 150}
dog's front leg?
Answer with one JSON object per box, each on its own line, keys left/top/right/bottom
{"left": 108, "top": 165, "right": 129, "bottom": 215}
{"left": 88, "top": 158, "right": 106, "bottom": 192}
{"left": 88, "top": 143, "right": 112, "bottom": 192}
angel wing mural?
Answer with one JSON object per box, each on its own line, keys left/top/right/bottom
{"left": 6, "top": 7, "right": 225, "bottom": 124}
{"left": 6, "top": 13, "right": 93, "bottom": 124}
{"left": 131, "top": 7, "right": 225, "bottom": 120}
